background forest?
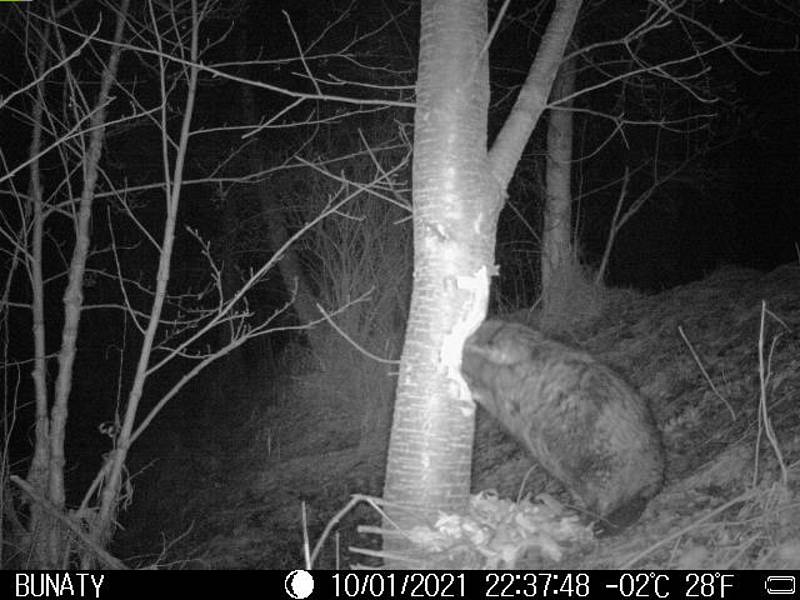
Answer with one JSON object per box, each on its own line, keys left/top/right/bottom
{"left": 1, "top": 0, "right": 798, "bottom": 569}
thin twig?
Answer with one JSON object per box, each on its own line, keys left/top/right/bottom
{"left": 302, "top": 501, "right": 312, "bottom": 569}
{"left": 678, "top": 325, "right": 735, "bottom": 421}
{"left": 316, "top": 300, "right": 399, "bottom": 365}
{"left": 755, "top": 300, "right": 788, "bottom": 487}
{"left": 309, "top": 493, "right": 429, "bottom": 567}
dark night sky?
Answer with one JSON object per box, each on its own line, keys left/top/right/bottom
{"left": 1, "top": 1, "right": 797, "bottom": 290}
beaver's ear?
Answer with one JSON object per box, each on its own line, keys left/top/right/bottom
{"left": 465, "top": 320, "right": 536, "bottom": 366}
{"left": 466, "top": 319, "right": 503, "bottom": 345}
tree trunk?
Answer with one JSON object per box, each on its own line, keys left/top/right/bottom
{"left": 24, "top": 2, "right": 130, "bottom": 567}
{"left": 382, "top": 0, "right": 581, "bottom": 567}
{"left": 541, "top": 56, "right": 576, "bottom": 293}
{"left": 382, "top": 0, "right": 499, "bottom": 563}
{"left": 24, "top": 24, "right": 51, "bottom": 569}
{"left": 239, "top": 72, "right": 327, "bottom": 354}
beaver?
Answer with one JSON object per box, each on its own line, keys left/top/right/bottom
{"left": 462, "top": 320, "right": 664, "bottom": 530}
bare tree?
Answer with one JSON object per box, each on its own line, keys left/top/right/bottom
{"left": 538, "top": 0, "right": 766, "bottom": 296}
{"left": 380, "top": 0, "right": 778, "bottom": 567}
{"left": 381, "top": 0, "right": 581, "bottom": 566}
{"left": 0, "top": 0, "right": 390, "bottom": 568}
{"left": 541, "top": 53, "right": 576, "bottom": 294}
{"left": 13, "top": 0, "right": 132, "bottom": 568}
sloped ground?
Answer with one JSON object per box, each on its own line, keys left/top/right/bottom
{"left": 118, "top": 264, "right": 800, "bottom": 569}
{"left": 475, "top": 264, "right": 800, "bottom": 568}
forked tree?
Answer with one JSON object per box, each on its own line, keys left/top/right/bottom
{"left": 381, "top": 0, "right": 774, "bottom": 566}
{"left": 382, "top": 0, "right": 581, "bottom": 564}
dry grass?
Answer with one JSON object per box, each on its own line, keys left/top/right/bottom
{"left": 474, "top": 264, "right": 800, "bottom": 570}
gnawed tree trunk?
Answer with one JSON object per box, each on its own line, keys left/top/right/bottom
{"left": 382, "top": 0, "right": 581, "bottom": 567}
{"left": 382, "top": 0, "right": 497, "bottom": 561}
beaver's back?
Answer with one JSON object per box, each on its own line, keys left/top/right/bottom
{"left": 463, "top": 320, "right": 665, "bottom": 528}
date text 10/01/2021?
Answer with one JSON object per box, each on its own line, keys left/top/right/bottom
{"left": 327, "top": 571, "right": 754, "bottom": 599}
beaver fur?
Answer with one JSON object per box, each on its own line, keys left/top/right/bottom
{"left": 462, "top": 320, "right": 665, "bottom": 530}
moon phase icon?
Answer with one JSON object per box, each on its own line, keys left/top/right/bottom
{"left": 285, "top": 570, "right": 314, "bottom": 599}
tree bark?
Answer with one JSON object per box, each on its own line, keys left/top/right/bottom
{"left": 382, "top": 0, "right": 500, "bottom": 561}
{"left": 25, "top": 22, "right": 51, "bottom": 569}
{"left": 382, "top": 0, "right": 582, "bottom": 566}
{"left": 26, "top": 1, "right": 130, "bottom": 568}
{"left": 541, "top": 55, "right": 576, "bottom": 292}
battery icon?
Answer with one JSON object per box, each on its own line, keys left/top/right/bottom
{"left": 766, "top": 575, "right": 796, "bottom": 595}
